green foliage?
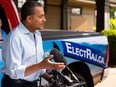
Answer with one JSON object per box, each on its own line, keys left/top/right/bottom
{"left": 110, "top": 8, "right": 116, "bottom": 18}
{"left": 101, "top": 29, "right": 116, "bottom": 36}
{"left": 101, "top": 29, "right": 116, "bottom": 65}
{"left": 110, "top": 18, "right": 116, "bottom": 29}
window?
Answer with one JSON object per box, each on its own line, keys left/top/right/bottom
{"left": 18, "top": 0, "right": 26, "bottom": 8}
{"left": 38, "top": 0, "right": 45, "bottom": 6}
{"left": 71, "top": 7, "right": 82, "bottom": 15}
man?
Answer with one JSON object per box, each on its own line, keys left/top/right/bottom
{"left": 1, "top": 1, "right": 65, "bottom": 87}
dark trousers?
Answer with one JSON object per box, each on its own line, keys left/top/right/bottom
{"left": 1, "top": 74, "right": 38, "bottom": 87}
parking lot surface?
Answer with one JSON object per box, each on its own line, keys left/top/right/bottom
{"left": 95, "top": 67, "right": 116, "bottom": 87}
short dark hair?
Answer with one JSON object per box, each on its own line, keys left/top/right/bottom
{"left": 21, "top": 1, "right": 43, "bottom": 21}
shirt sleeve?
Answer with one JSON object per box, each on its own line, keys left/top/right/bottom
{"left": 40, "top": 69, "right": 46, "bottom": 75}
{"left": 2, "top": 36, "right": 26, "bottom": 79}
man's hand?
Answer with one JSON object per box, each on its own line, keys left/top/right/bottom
{"left": 25, "top": 55, "right": 65, "bottom": 76}
{"left": 40, "top": 55, "right": 65, "bottom": 70}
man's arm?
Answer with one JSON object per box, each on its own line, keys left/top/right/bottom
{"left": 25, "top": 55, "right": 65, "bottom": 76}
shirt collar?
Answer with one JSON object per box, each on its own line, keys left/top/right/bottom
{"left": 19, "top": 22, "right": 41, "bottom": 35}
{"left": 35, "top": 30, "right": 41, "bottom": 35}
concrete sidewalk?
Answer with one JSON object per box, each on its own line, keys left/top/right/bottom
{"left": 95, "top": 67, "right": 116, "bottom": 87}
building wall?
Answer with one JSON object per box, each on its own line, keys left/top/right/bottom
{"left": 45, "top": 0, "right": 96, "bottom": 32}
{"left": 44, "top": 0, "right": 61, "bottom": 30}
{"left": 110, "top": 0, "right": 116, "bottom": 3}
{"left": 68, "top": 1, "right": 96, "bottom": 32}
{"left": 15, "top": 0, "right": 116, "bottom": 32}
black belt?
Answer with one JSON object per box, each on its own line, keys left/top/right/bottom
{"left": 3, "top": 74, "right": 38, "bottom": 86}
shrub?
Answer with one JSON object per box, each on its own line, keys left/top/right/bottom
{"left": 110, "top": 18, "right": 116, "bottom": 30}
{"left": 101, "top": 29, "right": 116, "bottom": 66}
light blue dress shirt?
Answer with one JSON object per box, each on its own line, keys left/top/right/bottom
{"left": 1, "top": 23, "right": 46, "bottom": 81}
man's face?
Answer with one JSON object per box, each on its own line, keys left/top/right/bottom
{"left": 30, "top": 6, "right": 46, "bottom": 30}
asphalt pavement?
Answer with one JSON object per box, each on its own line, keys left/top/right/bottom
{"left": 95, "top": 67, "right": 116, "bottom": 87}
